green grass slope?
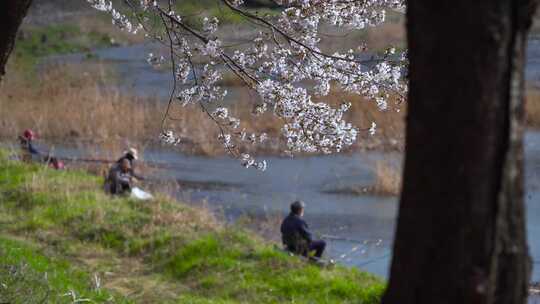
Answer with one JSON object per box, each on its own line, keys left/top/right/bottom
{"left": 0, "top": 237, "right": 130, "bottom": 304}
{"left": 0, "top": 149, "right": 384, "bottom": 303}
{"left": 12, "top": 24, "right": 115, "bottom": 72}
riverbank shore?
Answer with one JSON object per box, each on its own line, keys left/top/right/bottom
{"left": 0, "top": 149, "right": 384, "bottom": 303}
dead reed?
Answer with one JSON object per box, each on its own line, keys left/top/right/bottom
{"left": 0, "top": 64, "right": 163, "bottom": 144}
{"left": 526, "top": 88, "right": 540, "bottom": 128}
{"left": 323, "top": 158, "right": 402, "bottom": 197}
{"left": 1, "top": 62, "right": 406, "bottom": 157}
{"left": 370, "top": 159, "right": 402, "bottom": 196}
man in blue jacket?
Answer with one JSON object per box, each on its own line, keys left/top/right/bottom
{"left": 19, "top": 129, "right": 41, "bottom": 161}
{"left": 280, "top": 200, "right": 326, "bottom": 258}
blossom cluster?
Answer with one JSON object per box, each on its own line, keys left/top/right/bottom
{"left": 87, "top": 0, "right": 143, "bottom": 34}
{"left": 160, "top": 130, "right": 182, "bottom": 145}
{"left": 87, "top": 0, "right": 408, "bottom": 170}
{"left": 257, "top": 80, "right": 356, "bottom": 153}
{"left": 281, "top": 0, "right": 404, "bottom": 30}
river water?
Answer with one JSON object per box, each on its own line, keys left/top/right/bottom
{"left": 41, "top": 38, "right": 540, "bottom": 300}
{"left": 46, "top": 131, "right": 539, "bottom": 282}
{"left": 49, "top": 36, "right": 540, "bottom": 96}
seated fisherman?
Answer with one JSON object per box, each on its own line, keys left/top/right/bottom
{"left": 115, "top": 148, "right": 144, "bottom": 180}
{"left": 18, "top": 129, "right": 41, "bottom": 162}
{"left": 105, "top": 158, "right": 133, "bottom": 195}
{"left": 18, "top": 129, "right": 64, "bottom": 169}
{"left": 280, "top": 201, "right": 326, "bottom": 259}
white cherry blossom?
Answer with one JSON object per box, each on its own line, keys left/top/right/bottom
{"left": 86, "top": 0, "right": 408, "bottom": 170}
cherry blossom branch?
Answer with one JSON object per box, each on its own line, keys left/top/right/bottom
{"left": 87, "top": 0, "right": 408, "bottom": 169}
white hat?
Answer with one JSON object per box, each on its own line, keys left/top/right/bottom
{"left": 125, "top": 148, "right": 139, "bottom": 160}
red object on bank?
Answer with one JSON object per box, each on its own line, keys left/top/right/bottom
{"left": 23, "top": 129, "right": 35, "bottom": 140}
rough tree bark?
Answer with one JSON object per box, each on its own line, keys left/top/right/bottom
{"left": 383, "top": 1, "right": 538, "bottom": 304}
{"left": 0, "top": 0, "right": 33, "bottom": 82}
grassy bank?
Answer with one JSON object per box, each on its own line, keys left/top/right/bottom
{"left": 0, "top": 237, "right": 126, "bottom": 303}
{"left": 0, "top": 64, "right": 163, "bottom": 147}
{"left": 0, "top": 149, "right": 384, "bottom": 303}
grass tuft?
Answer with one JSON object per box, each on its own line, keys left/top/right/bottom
{"left": 0, "top": 237, "right": 129, "bottom": 303}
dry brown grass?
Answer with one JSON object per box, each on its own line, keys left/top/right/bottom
{"left": 1, "top": 62, "right": 405, "bottom": 157}
{"left": 324, "top": 159, "right": 402, "bottom": 196}
{"left": 364, "top": 20, "right": 405, "bottom": 50}
{"left": 526, "top": 88, "right": 540, "bottom": 128}
{"left": 0, "top": 64, "right": 278, "bottom": 156}
{"left": 323, "top": 90, "right": 406, "bottom": 151}
{"left": 370, "top": 160, "right": 402, "bottom": 196}
{"left": 0, "top": 64, "right": 163, "bottom": 145}
{"left": 0, "top": 63, "right": 227, "bottom": 156}
{"left": 318, "top": 11, "right": 405, "bottom": 53}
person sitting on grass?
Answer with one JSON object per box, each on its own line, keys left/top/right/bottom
{"left": 280, "top": 200, "right": 326, "bottom": 259}
{"left": 116, "top": 148, "right": 144, "bottom": 180}
{"left": 18, "top": 129, "right": 41, "bottom": 162}
{"left": 105, "top": 158, "right": 133, "bottom": 195}
{"left": 18, "top": 129, "right": 65, "bottom": 170}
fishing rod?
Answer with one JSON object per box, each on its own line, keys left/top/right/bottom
{"left": 322, "top": 234, "right": 388, "bottom": 266}
{"left": 7, "top": 143, "right": 172, "bottom": 170}
{"left": 356, "top": 252, "right": 391, "bottom": 268}
{"left": 330, "top": 240, "right": 390, "bottom": 265}
{"left": 56, "top": 156, "right": 172, "bottom": 170}
{"left": 321, "top": 234, "right": 384, "bottom": 245}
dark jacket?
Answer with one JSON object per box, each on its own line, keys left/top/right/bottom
{"left": 104, "top": 166, "right": 132, "bottom": 195}
{"left": 19, "top": 136, "right": 40, "bottom": 155}
{"left": 280, "top": 213, "right": 313, "bottom": 252}
{"left": 116, "top": 155, "right": 144, "bottom": 180}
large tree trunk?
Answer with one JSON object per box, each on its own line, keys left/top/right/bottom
{"left": 0, "top": 0, "right": 33, "bottom": 81}
{"left": 383, "top": 1, "right": 538, "bottom": 304}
